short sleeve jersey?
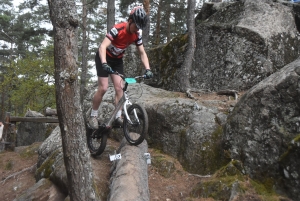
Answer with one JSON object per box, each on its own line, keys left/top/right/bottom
{"left": 106, "top": 22, "right": 143, "bottom": 59}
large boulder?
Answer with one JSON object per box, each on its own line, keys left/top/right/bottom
{"left": 35, "top": 126, "right": 68, "bottom": 194}
{"left": 135, "top": 0, "right": 300, "bottom": 92}
{"left": 13, "top": 178, "right": 66, "bottom": 201}
{"left": 83, "top": 83, "right": 231, "bottom": 175}
{"left": 17, "top": 110, "right": 47, "bottom": 147}
{"left": 192, "top": 0, "right": 300, "bottom": 91}
{"left": 223, "top": 58, "right": 300, "bottom": 200}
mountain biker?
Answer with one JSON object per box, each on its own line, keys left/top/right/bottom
{"left": 88, "top": 6, "right": 153, "bottom": 130}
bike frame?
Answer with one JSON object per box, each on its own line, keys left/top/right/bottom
{"left": 104, "top": 77, "right": 140, "bottom": 128}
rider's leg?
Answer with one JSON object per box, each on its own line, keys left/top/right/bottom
{"left": 88, "top": 77, "right": 109, "bottom": 129}
{"left": 110, "top": 74, "right": 123, "bottom": 119}
{"left": 91, "top": 50, "right": 109, "bottom": 117}
{"left": 92, "top": 76, "right": 109, "bottom": 112}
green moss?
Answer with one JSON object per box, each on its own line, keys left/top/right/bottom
{"left": 152, "top": 155, "right": 176, "bottom": 178}
{"left": 215, "top": 160, "right": 244, "bottom": 178}
{"left": 35, "top": 150, "right": 60, "bottom": 180}
{"left": 191, "top": 175, "right": 241, "bottom": 200}
{"left": 190, "top": 161, "right": 278, "bottom": 200}
{"left": 250, "top": 178, "right": 276, "bottom": 196}
{"left": 158, "top": 34, "right": 188, "bottom": 86}
{"left": 293, "top": 134, "right": 300, "bottom": 143}
{"left": 187, "top": 125, "right": 230, "bottom": 174}
{"left": 279, "top": 134, "right": 300, "bottom": 162}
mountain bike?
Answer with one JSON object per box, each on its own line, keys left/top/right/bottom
{"left": 86, "top": 72, "right": 149, "bottom": 156}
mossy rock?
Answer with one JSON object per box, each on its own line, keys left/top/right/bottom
{"left": 35, "top": 149, "right": 60, "bottom": 181}
{"left": 151, "top": 155, "right": 176, "bottom": 178}
{"left": 190, "top": 160, "right": 286, "bottom": 201}
{"left": 214, "top": 160, "right": 245, "bottom": 178}
{"left": 180, "top": 125, "right": 231, "bottom": 175}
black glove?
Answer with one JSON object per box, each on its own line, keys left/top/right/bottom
{"left": 102, "top": 63, "right": 114, "bottom": 74}
{"left": 144, "top": 69, "right": 153, "bottom": 79}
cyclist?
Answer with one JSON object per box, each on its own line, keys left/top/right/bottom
{"left": 88, "top": 6, "right": 153, "bottom": 130}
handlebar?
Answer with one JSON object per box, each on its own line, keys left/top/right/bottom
{"left": 110, "top": 71, "right": 148, "bottom": 80}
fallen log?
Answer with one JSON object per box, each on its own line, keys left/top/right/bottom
{"left": 108, "top": 135, "right": 149, "bottom": 201}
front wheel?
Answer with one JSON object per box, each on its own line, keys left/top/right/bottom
{"left": 123, "top": 104, "right": 148, "bottom": 145}
{"left": 86, "top": 126, "right": 108, "bottom": 156}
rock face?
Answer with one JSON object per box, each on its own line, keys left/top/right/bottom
{"left": 193, "top": 0, "right": 300, "bottom": 91}
{"left": 35, "top": 126, "right": 68, "bottom": 194}
{"left": 137, "top": 0, "right": 300, "bottom": 92}
{"left": 13, "top": 178, "right": 66, "bottom": 201}
{"left": 223, "top": 58, "right": 300, "bottom": 200}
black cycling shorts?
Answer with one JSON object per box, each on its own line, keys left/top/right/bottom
{"left": 95, "top": 51, "right": 124, "bottom": 77}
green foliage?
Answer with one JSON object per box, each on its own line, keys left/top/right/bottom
{"left": 0, "top": 14, "right": 11, "bottom": 28}
{"left": 0, "top": 45, "right": 56, "bottom": 116}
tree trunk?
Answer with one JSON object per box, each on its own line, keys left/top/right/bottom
{"left": 142, "top": 0, "right": 150, "bottom": 47}
{"left": 154, "top": 0, "right": 162, "bottom": 45}
{"left": 166, "top": 3, "right": 171, "bottom": 43}
{"left": 107, "top": 0, "right": 115, "bottom": 32}
{"left": 80, "top": 0, "right": 88, "bottom": 104}
{"left": 47, "top": 0, "right": 99, "bottom": 200}
{"left": 178, "top": 0, "right": 196, "bottom": 94}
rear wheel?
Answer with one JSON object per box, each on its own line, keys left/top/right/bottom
{"left": 123, "top": 104, "right": 148, "bottom": 145}
{"left": 86, "top": 126, "right": 108, "bottom": 156}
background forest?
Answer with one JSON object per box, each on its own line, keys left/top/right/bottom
{"left": 0, "top": 0, "right": 214, "bottom": 120}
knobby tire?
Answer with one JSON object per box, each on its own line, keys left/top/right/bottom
{"left": 86, "top": 126, "right": 108, "bottom": 156}
{"left": 123, "top": 103, "right": 148, "bottom": 145}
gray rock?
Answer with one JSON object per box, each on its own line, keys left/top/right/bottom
{"left": 223, "top": 58, "right": 300, "bottom": 200}
{"left": 13, "top": 178, "right": 66, "bottom": 201}
{"left": 193, "top": 0, "right": 300, "bottom": 91}
{"left": 35, "top": 126, "right": 68, "bottom": 194}
{"left": 137, "top": 0, "right": 300, "bottom": 92}
{"left": 16, "top": 111, "right": 47, "bottom": 146}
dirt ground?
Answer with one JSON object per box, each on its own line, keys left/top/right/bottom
{"left": 0, "top": 92, "right": 238, "bottom": 201}
{"left": 0, "top": 139, "right": 214, "bottom": 201}
{"left": 0, "top": 144, "right": 39, "bottom": 201}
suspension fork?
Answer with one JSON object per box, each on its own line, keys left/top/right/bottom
{"left": 123, "top": 92, "right": 140, "bottom": 125}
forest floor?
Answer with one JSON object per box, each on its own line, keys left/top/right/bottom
{"left": 0, "top": 139, "right": 215, "bottom": 201}
{"left": 0, "top": 92, "right": 238, "bottom": 201}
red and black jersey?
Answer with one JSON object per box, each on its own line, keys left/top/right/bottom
{"left": 106, "top": 22, "right": 143, "bottom": 58}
